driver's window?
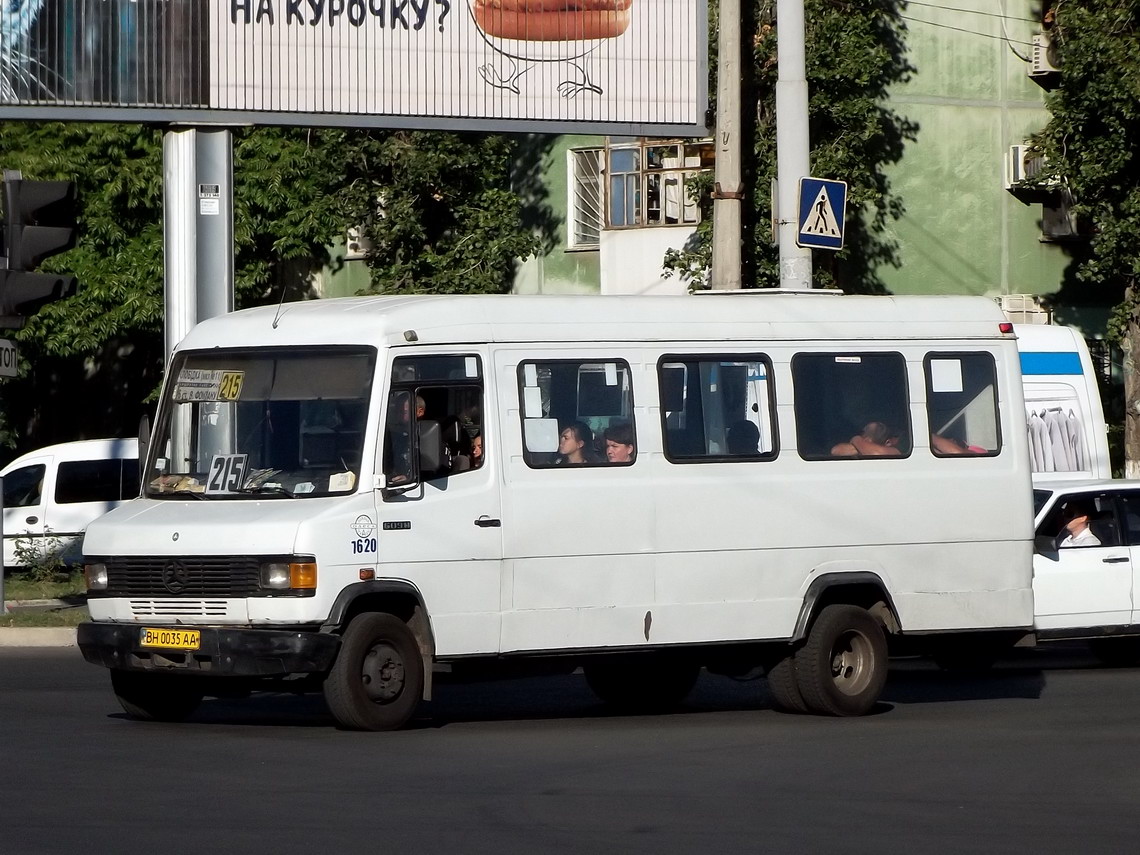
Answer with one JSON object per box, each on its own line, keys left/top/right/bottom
{"left": 1038, "top": 494, "right": 1118, "bottom": 549}
{"left": 383, "top": 355, "right": 484, "bottom": 486}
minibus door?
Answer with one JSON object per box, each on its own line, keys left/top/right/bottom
{"left": 1, "top": 455, "right": 51, "bottom": 567}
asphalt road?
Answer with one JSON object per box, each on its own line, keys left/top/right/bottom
{"left": 1, "top": 645, "right": 1137, "bottom": 855}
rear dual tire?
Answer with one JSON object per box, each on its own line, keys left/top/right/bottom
{"left": 769, "top": 604, "right": 888, "bottom": 717}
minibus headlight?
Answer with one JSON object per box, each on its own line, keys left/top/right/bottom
{"left": 259, "top": 560, "right": 317, "bottom": 593}
{"left": 85, "top": 563, "right": 108, "bottom": 591}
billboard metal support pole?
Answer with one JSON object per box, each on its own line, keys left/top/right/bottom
{"left": 710, "top": 0, "right": 743, "bottom": 290}
{"left": 775, "top": 0, "right": 813, "bottom": 290}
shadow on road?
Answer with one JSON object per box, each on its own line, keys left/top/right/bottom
{"left": 115, "top": 645, "right": 1122, "bottom": 730}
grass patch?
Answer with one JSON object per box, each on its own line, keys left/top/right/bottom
{"left": 0, "top": 608, "right": 88, "bottom": 628}
{"left": 3, "top": 569, "right": 86, "bottom": 602}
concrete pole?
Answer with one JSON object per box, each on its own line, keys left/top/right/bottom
{"left": 710, "top": 0, "right": 743, "bottom": 290}
{"left": 775, "top": 0, "right": 813, "bottom": 290}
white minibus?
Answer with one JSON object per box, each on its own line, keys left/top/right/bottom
{"left": 78, "top": 293, "right": 1035, "bottom": 728}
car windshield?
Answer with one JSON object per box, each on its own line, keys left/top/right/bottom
{"left": 146, "top": 347, "right": 376, "bottom": 499}
{"left": 1033, "top": 489, "right": 1053, "bottom": 518}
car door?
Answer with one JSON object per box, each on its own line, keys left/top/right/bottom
{"left": 1114, "top": 491, "right": 1140, "bottom": 626}
{"left": 1033, "top": 490, "right": 1132, "bottom": 630}
{"left": 1, "top": 456, "right": 51, "bottom": 567}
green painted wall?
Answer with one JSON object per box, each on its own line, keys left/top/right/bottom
{"left": 513, "top": 135, "right": 602, "bottom": 295}
{"left": 877, "top": 2, "right": 1070, "bottom": 308}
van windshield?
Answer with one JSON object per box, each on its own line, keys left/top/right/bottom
{"left": 146, "top": 347, "right": 376, "bottom": 499}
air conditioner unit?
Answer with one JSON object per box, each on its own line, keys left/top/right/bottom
{"left": 996, "top": 294, "right": 1053, "bottom": 325}
{"left": 1030, "top": 32, "right": 1061, "bottom": 79}
{"left": 345, "top": 226, "right": 373, "bottom": 261}
{"left": 1005, "top": 145, "right": 1046, "bottom": 189}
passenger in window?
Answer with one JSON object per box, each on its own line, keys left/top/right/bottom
{"left": 726, "top": 420, "right": 761, "bottom": 455}
{"left": 930, "top": 433, "right": 986, "bottom": 455}
{"left": 1056, "top": 501, "right": 1101, "bottom": 548}
{"left": 831, "top": 421, "right": 903, "bottom": 457}
{"left": 470, "top": 433, "right": 484, "bottom": 469}
{"left": 604, "top": 421, "right": 636, "bottom": 464}
{"left": 555, "top": 422, "right": 595, "bottom": 465}
{"left": 415, "top": 395, "right": 426, "bottom": 419}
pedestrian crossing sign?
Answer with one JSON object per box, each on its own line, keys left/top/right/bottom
{"left": 797, "top": 177, "right": 847, "bottom": 250}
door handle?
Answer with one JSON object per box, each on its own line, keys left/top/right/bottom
{"left": 1102, "top": 556, "right": 1130, "bottom": 563}
{"left": 474, "top": 517, "right": 501, "bottom": 528}
{"left": 25, "top": 515, "right": 38, "bottom": 525}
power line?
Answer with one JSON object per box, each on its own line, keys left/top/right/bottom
{"left": 904, "top": 1, "right": 1037, "bottom": 24}
{"left": 899, "top": 14, "right": 1036, "bottom": 48}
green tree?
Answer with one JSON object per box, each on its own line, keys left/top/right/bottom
{"left": 664, "top": 0, "right": 915, "bottom": 291}
{"left": 1036, "top": 1, "right": 1139, "bottom": 473}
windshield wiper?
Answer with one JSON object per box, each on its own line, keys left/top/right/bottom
{"left": 235, "top": 484, "right": 297, "bottom": 498}
{"left": 160, "top": 489, "right": 209, "bottom": 500}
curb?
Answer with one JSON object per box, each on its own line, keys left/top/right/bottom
{"left": 0, "top": 627, "right": 77, "bottom": 647}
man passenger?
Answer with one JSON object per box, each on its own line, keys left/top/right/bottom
{"left": 831, "top": 421, "right": 902, "bottom": 457}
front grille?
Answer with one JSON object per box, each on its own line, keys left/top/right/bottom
{"left": 105, "top": 556, "right": 261, "bottom": 597}
{"left": 130, "top": 600, "right": 230, "bottom": 618}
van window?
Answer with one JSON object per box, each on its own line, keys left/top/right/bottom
{"left": 792, "top": 352, "right": 910, "bottom": 459}
{"left": 56, "top": 460, "right": 123, "bottom": 504}
{"left": 383, "top": 354, "right": 484, "bottom": 485}
{"left": 3, "top": 464, "right": 45, "bottom": 507}
{"left": 518, "top": 359, "right": 635, "bottom": 466}
{"left": 925, "top": 353, "right": 1001, "bottom": 456}
{"left": 659, "top": 356, "right": 777, "bottom": 461}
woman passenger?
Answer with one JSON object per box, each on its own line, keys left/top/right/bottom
{"left": 555, "top": 422, "right": 594, "bottom": 465}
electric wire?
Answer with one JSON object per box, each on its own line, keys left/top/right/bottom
{"left": 899, "top": 14, "right": 1036, "bottom": 48}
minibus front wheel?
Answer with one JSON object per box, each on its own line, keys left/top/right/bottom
{"left": 795, "top": 604, "right": 887, "bottom": 716}
{"left": 324, "top": 613, "right": 424, "bottom": 731}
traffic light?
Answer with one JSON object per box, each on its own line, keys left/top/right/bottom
{"left": 0, "top": 170, "right": 78, "bottom": 330}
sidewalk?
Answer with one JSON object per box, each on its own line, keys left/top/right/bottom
{"left": 0, "top": 599, "right": 80, "bottom": 647}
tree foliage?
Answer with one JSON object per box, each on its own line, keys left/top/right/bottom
{"left": 1037, "top": 1, "right": 1140, "bottom": 342}
{"left": 664, "top": 0, "right": 915, "bottom": 291}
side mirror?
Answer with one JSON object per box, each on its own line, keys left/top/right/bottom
{"left": 1034, "top": 534, "right": 1059, "bottom": 555}
{"left": 137, "top": 413, "right": 151, "bottom": 485}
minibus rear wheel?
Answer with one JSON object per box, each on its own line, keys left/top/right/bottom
{"left": 110, "top": 670, "right": 204, "bottom": 722}
{"left": 324, "top": 613, "right": 424, "bottom": 731}
{"left": 795, "top": 604, "right": 887, "bottom": 717}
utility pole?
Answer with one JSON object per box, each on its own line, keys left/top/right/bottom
{"left": 710, "top": 0, "right": 743, "bottom": 290}
{"left": 775, "top": 0, "right": 813, "bottom": 289}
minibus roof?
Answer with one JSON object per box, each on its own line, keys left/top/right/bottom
{"left": 177, "top": 293, "right": 1013, "bottom": 351}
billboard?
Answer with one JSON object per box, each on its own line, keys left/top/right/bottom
{"left": 0, "top": 0, "right": 707, "bottom": 135}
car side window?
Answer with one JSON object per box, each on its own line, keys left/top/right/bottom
{"left": 56, "top": 460, "right": 123, "bottom": 504}
{"left": 1116, "top": 493, "right": 1140, "bottom": 546}
{"left": 1038, "top": 493, "right": 1119, "bottom": 548}
{"left": 2, "top": 464, "right": 45, "bottom": 508}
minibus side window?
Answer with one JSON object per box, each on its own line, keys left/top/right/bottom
{"left": 792, "top": 352, "right": 911, "bottom": 460}
{"left": 55, "top": 460, "right": 122, "bottom": 504}
{"left": 659, "top": 355, "right": 777, "bottom": 461}
{"left": 517, "top": 359, "right": 636, "bottom": 467}
{"left": 384, "top": 355, "right": 484, "bottom": 484}
{"left": 925, "top": 353, "right": 1001, "bottom": 457}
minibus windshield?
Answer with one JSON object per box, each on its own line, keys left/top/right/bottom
{"left": 146, "top": 347, "right": 376, "bottom": 499}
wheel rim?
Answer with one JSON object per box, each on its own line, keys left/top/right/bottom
{"left": 361, "top": 642, "right": 406, "bottom": 704}
{"left": 829, "top": 630, "right": 875, "bottom": 696}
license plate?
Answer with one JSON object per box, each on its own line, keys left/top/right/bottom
{"left": 139, "top": 627, "right": 201, "bottom": 651}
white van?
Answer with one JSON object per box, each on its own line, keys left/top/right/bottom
{"left": 77, "top": 293, "right": 1035, "bottom": 728}
{"left": 1, "top": 438, "right": 139, "bottom": 569}
{"left": 1015, "top": 324, "right": 1111, "bottom": 482}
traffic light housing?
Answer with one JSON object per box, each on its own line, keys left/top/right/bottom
{"left": 1, "top": 172, "right": 78, "bottom": 329}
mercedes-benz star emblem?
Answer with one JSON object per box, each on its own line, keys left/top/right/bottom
{"left": 161, "top": 560, "right": 190, "bottom": 595}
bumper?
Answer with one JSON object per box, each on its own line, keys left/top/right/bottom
{"left": 77, "top": 622, "right": 340, "bottom": 678}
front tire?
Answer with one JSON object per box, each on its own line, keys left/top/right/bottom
{"left": 795, "top": 604, "right": 888, "bottom": 717}
{"left": 110, "top": 670, "right": 204, "bottom": 722}
{"left": 323, "top": 613, "right": 424, "bottom": 731}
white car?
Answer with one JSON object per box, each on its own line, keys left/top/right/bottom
{"left": 1033, "top": 478, "right": 1140, "bottom": 665}
{"left": 1, "top": 438, "right": 138, "bottom": 569}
